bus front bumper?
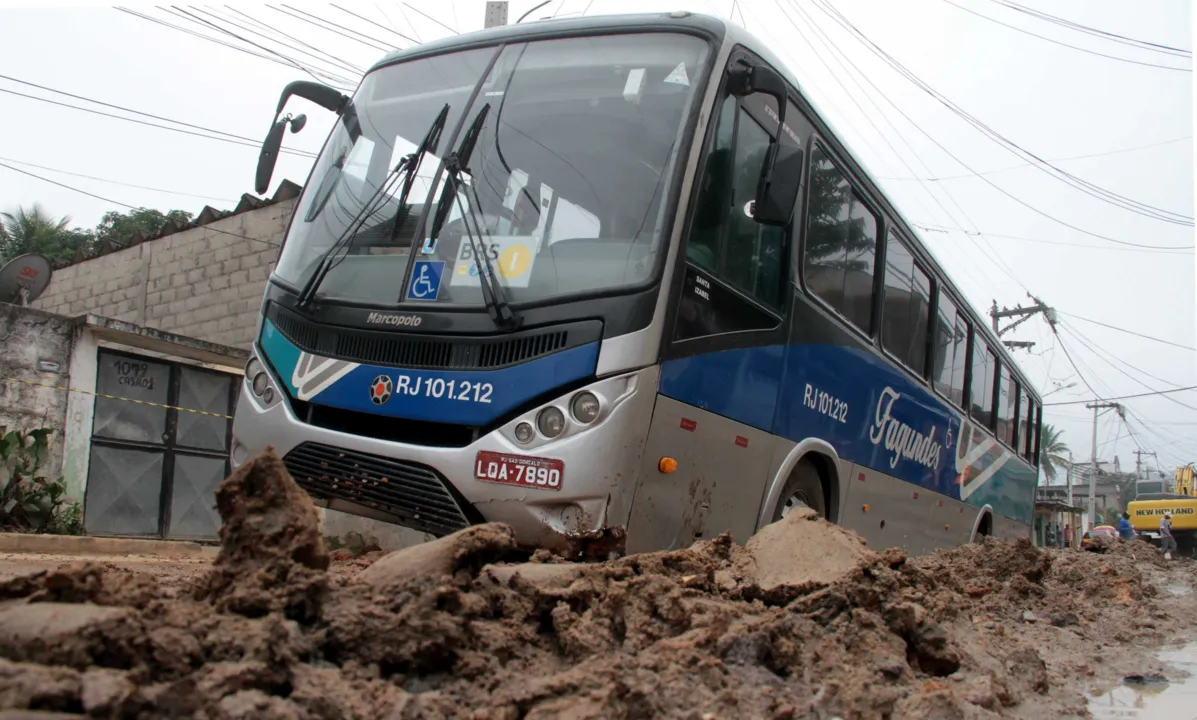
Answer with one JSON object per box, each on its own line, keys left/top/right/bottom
{"left": 230, "top": 362, "right": 659, "bottom": 556}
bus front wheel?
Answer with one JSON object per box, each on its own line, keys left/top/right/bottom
{"left": 772, "top": 460, "right": 827, "bottom": 522}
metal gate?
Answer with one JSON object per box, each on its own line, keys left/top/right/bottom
{"left": 83, "top": 349, "right": 237, "bottom": 540}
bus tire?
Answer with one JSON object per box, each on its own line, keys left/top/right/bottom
{"left": 772, "top": 459, "right": 827, "bottom": 522}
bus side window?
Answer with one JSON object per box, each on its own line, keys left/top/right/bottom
{"left": 724, "top": 106, "right": 786, "bottom": 308}
{"left": 932, "top": 293, "right": 968, "bottom": 408}
{"left": 881, "top": 232, "right": 931, "bottom": 375}
{"left": 1017, "top": 387, "right": 1030, "bottom": 457}
{"left": 1025, "top": 399, "right": 1039, "bottom": 463}
{"left": 970, "top": 335, "right": 996, "bottom": 430}
{"left": 686, "top": 95, "right": 737, "bottom": 273}
{"left": 997, "top": 366, "right": 1016, "bottom": 447}
{"left": 804, "top": 146, "right": 878, "bottom": 334}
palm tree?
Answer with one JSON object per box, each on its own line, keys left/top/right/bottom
{"left": 1039, "top": 423, "right": 1071, "bottom": 484}
{"left": 0, "top": 205, "right": 90, "bottom": 265}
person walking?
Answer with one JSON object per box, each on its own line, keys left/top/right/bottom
{"left": 1117, "top": 512, "right": 1135, "bottom": 540}
{"left": 1160, "top": 513, "right": 1177, "bottom": 559}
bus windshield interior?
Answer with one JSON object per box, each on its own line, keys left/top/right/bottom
{"left": 273, "top": 32, "right": 711, "bottom": 308}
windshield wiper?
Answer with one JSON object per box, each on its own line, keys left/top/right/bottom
{"left": 296, "top": 103, "right": 451, "bottom": 310}
{"left": 428, "top": 104, "right": 520, "bottom": 330}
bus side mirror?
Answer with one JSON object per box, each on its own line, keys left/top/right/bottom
{"left": 256, "top": 80, "right": 354, "bottom": 195}
{"left": 255, "top": 113, "right": 306, "bottom": 196}
{"left": 754, "top": 146, "right": 803, "bottom": 227}
{"left": 727, "top": 63, "right": 801, "bottom": 227}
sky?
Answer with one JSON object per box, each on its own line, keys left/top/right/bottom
{"left": 0, "top": 0, "right": 1194, "bottom": 481}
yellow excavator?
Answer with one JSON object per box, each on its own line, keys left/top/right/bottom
{"left": 1127, "top": 463, "right": 1197, "bottom": 553}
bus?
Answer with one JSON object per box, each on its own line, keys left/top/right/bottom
{"left": 234, "top": 11, "right": 1043, "bottom": 558}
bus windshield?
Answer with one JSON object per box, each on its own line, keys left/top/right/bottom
{"left": 273, "top": 32, "right": 711, "bottom": 308}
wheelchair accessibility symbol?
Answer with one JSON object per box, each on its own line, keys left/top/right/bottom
{"left": 405, "top": 260, "right": 445, "bottom": 301}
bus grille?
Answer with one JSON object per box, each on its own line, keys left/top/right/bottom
{"left": 282, "top": 443, "right": 471, "bottom": 537}
{"left": 266, "top": 304, "right": 597, "bottom": 371}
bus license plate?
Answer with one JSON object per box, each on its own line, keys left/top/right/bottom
{"left": 474, "top": 451, "right": 563, "bottom": 491}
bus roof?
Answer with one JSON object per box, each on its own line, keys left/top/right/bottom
{"left": 364, "top": 11, "right": 1041, "bottom": 401}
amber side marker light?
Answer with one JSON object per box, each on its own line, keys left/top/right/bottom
{"left": 658, "top": 457, "right": 678, "bottom": 473}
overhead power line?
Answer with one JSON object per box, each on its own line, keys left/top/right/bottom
{"left": 0, "top": 161, "right": 280, "bottom": 249}
{"left": 189, "top": 6, "right": 366, "bottom": 79}
{"left": 0, "top": 86, "right": 318, "bottom": 157}
{"left": 269, "top": 5, "right": 395, "bottom": 53}
{"left": 0, "top": 87, "right": 318, "bottom": 159}
{"left": 880, "top": 135, "right": 1193, "bottom": 182}
{"left": 1060, "top": 324, "right": 1197, "bottom": 412}
{"left": 1049, "top": 325, "right": 1106, "bottom": 401}
{"left": 0, "top": 73, "right": 314, "bottom": 154}
{"left": 1059, "top": 312, "right": 1197, "bottom": 352}
{"left": 945, "top": 0, "right": 1191, "bottom": 72}
{"left": 1044, "top": 385, "right": 1197, "bottom": 406}
{"left": 783, "top": 0, "right": 1029, "bottom": 295}
{"left": 988, "top": 0, "right": 1192, "bottom": 56}
{"left": 331, "top": 4, "right": 418, "bottom": 44}
{"left": 914, "top": 222, "right": 1194, "bottom": 254}
{"left": 166, "top": 6, "right": 357, "bottom": 89}
{"left": 0, "top": 157, "right": 238, "bottom": 203}
{"left": 114, "top": 6, "right": 323, "bottom": 75}
{"left": 813, "top": 0, "right": 1195, "bottom": 233}
{"left": 402, "top": 3, "right": 459, "bottom": 35}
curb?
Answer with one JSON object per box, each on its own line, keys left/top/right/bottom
{"left": 0, "top": 533, "right": 218, "bottom": 558}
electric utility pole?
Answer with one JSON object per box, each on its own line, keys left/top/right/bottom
{"left": 1066, "top": 451, "right": 1074, "bottom": 506}
{"left": 1134, "top": 449, "right": 1158, "bottom": 495}
{"left": 1086, "top": 401, "right": 1124, "bottom": 527}
{"left": 484, "top": 1, "right": 508, "bottom": 28}
{"left": 990, "top": 293, "right": 1058, "bottom": 352}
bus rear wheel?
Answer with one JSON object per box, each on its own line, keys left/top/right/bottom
{"left": 772, "top": 460, "right": 827, "bottom": 522}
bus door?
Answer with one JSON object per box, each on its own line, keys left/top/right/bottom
{"left": 625, "top": 51, "right": 807, "bottom": 553}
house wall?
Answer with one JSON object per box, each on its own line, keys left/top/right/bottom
{"left": 0, "top": 304, "right": 74, "bottom": 484}
{"left": 31, "top": 199, "right": 295, "bottom": 349}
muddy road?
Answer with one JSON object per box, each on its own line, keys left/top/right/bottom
{"left": 0, "top": 450, "right": 1194, "bottom": 719}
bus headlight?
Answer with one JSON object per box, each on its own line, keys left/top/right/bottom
{"left": 245, "top": 356, "right": 277, "bottom": 407}
{"left": 246, "top": 358, "right": 266, "bottom": 396}
{"left": 570, "top": 391, "right": 600, "bottom": 424}
{"left": 514, "top": 422, "right": 535, "bottom": 444}
{"left": 537, "top": 407, "right": 566, "bottom": 438}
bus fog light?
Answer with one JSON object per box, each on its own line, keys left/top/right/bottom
{"left": 570, "top": 391, "right": 600, "bottom": 424}
{"left": 537, "top": 407, "right": 565, "bottom": 438}
{"left": 514, "top": 422, "right": 535, "bottom": 444}
{"left": 262, "top": 388, "right": 274, "bottom": 404}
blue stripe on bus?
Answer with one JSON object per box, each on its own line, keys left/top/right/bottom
{"left": 259, "top": 319, "right": 600, "bottom": 426}
{"left": 660, "top": 343, "right": 1037, "bottom": 525}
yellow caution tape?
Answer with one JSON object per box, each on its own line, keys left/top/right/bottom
{"left": 2, "top": 376, "right": 234, "bottom": 420}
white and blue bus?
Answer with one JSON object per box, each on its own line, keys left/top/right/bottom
{"left": 234, "top": 11, "right": 1043, "bottom": 557}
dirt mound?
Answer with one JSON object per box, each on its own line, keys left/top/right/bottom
{"left": 0, "top": 450, "right": 1183, "bottom": 718}
{"left": 198, "top": 447, "right": 329, "bottom": 622}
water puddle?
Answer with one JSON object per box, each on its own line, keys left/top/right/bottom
{"left": 1088, "top": 641, "right": 1197, "bottom": 718}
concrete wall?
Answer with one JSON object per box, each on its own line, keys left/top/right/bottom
{"left": 31, "top": 199, "right": 295, "bottom": 349}
{"left": 0, "top": 305, "right": 74, "bottom": 482}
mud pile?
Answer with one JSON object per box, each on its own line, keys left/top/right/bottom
{"left": 0, "top": 450, "right": 1180, "bottom": 719}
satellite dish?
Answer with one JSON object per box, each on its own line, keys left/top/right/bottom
{"left": 0, "top": 253, "right": 53, "bottom": 306}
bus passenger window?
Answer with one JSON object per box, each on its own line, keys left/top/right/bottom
{"left": 970, "top": 337, "right": 996, "bottom": 429}
{"left": 686, "top": 95, "right": 736, "bottom": 273}
{"left": 804, "top": 146, "right": 877, "bottom": 334}
{"left": 725, "top": 107, "right": 785, "bottom": 308}
{"left": 1029, "top": 397, "right": 1038, "bottom": 459}
{"left": 881, "top": 232, "right": 931, "bottom": 375}
{"left": 1017, "top": 388, "right": 1030, "bottom": 456}
{"left": 997, "top": 367, "right": 1016, "bottom": 446}
{"left": 932, "top": 294, "right": 968, "bottom": 408}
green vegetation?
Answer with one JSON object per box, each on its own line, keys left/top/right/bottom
{"left": 0, "top": 426, "right": 83, "bottom": 535}
{"left": 0, "top": 203, "right": 193, "bottom": 266}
